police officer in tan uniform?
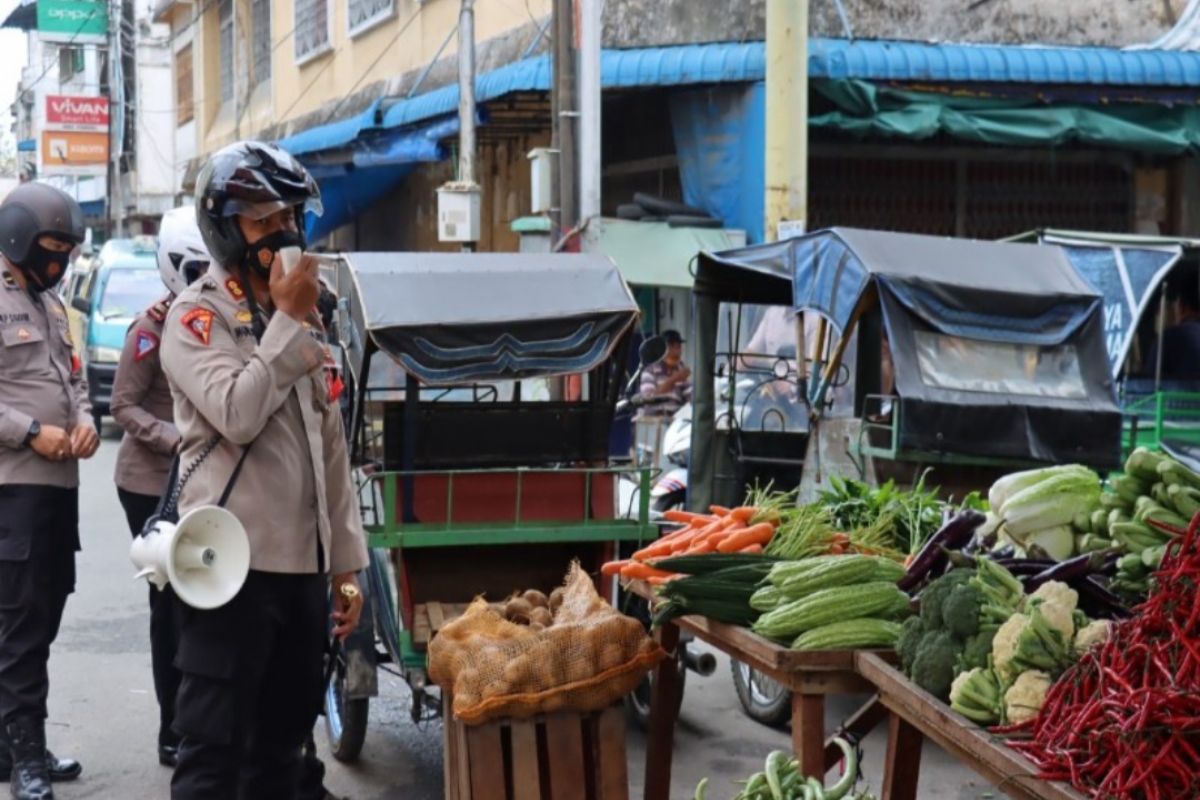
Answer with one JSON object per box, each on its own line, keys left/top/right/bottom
{"left": 111, "top": 206, "right": 210, "bottom": 769}
{"left": 159, "top": 141, "right": 367, "bottom": 799}
{"left": 0, "top": 183, "right": 95, "bottom": 800}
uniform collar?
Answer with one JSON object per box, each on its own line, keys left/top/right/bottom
{"left": 208, "top": 262, "right": 250, "bottom": 306}
{"left": 1, "top": 262, "right": 22, "bottom": 292}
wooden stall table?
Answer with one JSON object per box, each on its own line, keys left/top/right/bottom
{"left": 856, "top": 652, "right": 1088, "bottom": 800}
{"left": 629, "top": 580, "right": 893, "bottom": 800}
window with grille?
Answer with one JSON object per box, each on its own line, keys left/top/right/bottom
{"left": 294, "top": 0, "right": 331, "bottom": 63}
{"left": 347, "top": 0, "right": 394, "bottom": 37}
{"left": 252, "top": 0, "right": 271, "bottom": 82}
{"left": 176, "top": 44, "right": 194, "bottom": 125}
{"left": 58, "top": 46, "right": 84, "bottom": 82}
{"left": 219, "top": 0, "right": 233, "bottom": 102}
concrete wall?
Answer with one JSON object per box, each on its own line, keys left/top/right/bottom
{"left": 603, "top": 0, "right": 1189, "bottom": 49}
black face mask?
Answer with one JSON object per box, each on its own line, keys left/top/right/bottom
{"left": 241, "top": 229, "right": 303, "bottom": 281}
{"left": 20, "top": 243, "right": 71, "bottom": 293}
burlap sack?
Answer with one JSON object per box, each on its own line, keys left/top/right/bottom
{"left": 428, "top": 562, "right": 665, "bottom": 724}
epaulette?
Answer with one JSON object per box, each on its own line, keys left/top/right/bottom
{"left": 146, "top": 294, "right": 173, "bottom": 323}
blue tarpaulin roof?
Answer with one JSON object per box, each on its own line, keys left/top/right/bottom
{"left": 277, "top": 99, "right": 384, "bottom": 156}
{"left": 281, "top": 39, "right": 1200, "bottom": 160}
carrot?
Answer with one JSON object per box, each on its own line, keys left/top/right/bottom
{"left": 709, "top": 504, "right": 732, "bottom": 516}
{"left": 738, "top": 544, "right": 764, "bottom": 554}
{"left": 646, "top": 574, "right": 681, "bottom": 586}
{"left": 716, "top": 522, "right": 776, "bottom": 553}
{"left": 601, "top": 559, "right": 631, "bottom": 577}
{"left": 632, "top": 539, "right": 678, "bottom": 561}
{"left": 685, "top": 539, "right": 717, "bottom": 555}
{"left": 730, "top": 506, "right": 758, "bottom": 523}
{"left": 663, "top": 509, "right": 714, "bottom": 525}
{"left": 619, "top": 562, "right": 676, "bottom": 581}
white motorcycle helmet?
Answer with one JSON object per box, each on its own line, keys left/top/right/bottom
{"left": 157, "top": 205, "right": 211, "bottom": 296}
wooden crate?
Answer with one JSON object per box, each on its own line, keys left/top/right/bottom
{"left": 443, "top": 697, "right": 628, "bottom": 800}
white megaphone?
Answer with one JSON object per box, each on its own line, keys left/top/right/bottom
{"left": 130, "top": 506, "right": 251, "bottom": 610}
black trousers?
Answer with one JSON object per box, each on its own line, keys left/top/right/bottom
{"left": 0, "top": 485, "right": 78, "bottom": 725}
{"left": 171, "top": 570, "right": 327, "bottom": 800}
{"left": 118, "top": 487, "right": 182, "bottom": 747}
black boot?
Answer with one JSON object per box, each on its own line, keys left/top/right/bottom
{"left": 5, "top": 717, "right": 53, "bottom": 800}
{"left": 0, "top": 733, "right": 81, "bottom": 783}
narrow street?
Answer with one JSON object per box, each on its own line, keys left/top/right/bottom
{"left": 43, "top": 429, "right": 994, "bottom": 799}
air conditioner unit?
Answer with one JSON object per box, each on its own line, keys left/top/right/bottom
{"left": 437, "top": 182, "right": 481, "bottom": 243}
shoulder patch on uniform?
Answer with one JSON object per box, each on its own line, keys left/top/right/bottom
{"left": 181, "top": 308, "right": 215, "bottom": 345}
{"left": 134, "top": 330, "right": 159, "bottom": 360}
{"left": 225, "top": 278, "right": 245, "bottom": 300}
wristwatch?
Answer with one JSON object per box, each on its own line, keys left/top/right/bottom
{"left": 23, "top": 420, "right": 40, "bottom": 448}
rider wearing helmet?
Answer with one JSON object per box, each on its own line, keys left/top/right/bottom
{"left": 0, "top": 182, "right": 94, "bottom": 800}
{"left": 110, "top": 205, "right": 211, "bottom": 770}
{"left": 159, "top": 142, "right": 366, "bottom": 799}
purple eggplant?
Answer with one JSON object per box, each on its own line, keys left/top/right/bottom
{"left": 1076, "top": 576, "right": 1131, "bottom": 620}
{"left": 1023, "top": 551, "right": 1114, "bottom": 593}
{"left": 897, "top": 510, "right": 986, "bottom": 592}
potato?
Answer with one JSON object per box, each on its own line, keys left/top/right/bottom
{"left": 454, "top": 691, "right": 480, "bottom": 710}
{"left": 548, "top": 587, "right": 565, "bottom": 614}
{"left": 522, "top": 589, "right": 549, "bottom": 609}
{"left": 529, "top": 607, "right": 553, "bottom": 628}
{"left": 598, "top": 642, "right": 626, "bottom": 672}
{"left": 502, "top": 656, "right": 534, "bottom": 691}
{"left": 481, "top": 680, "right": 509, "bottom": 699}
{"left": 505, "top": 597, "right": 533, "bottom": 624}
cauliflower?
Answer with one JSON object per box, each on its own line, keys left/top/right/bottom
{"left": 1074, "top": 619, "right": 1111, "bottom": 654}
{"left": 1004, "top": 670, "right": 1052, "bottom": 725}
{"left": 992, "top": 612, "right": 1028, "bottom": 681}
{"left": 1025, "top": 581, "right": 1079, "bottom": 642}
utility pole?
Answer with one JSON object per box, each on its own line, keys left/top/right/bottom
{"left": 765, "top": 0, "right": 808, "bottom": 390}
{"left": 764, "top": 0, "right": 807, "bottom": 243}
{"left": 436, "top": 0, "right": 480, "bottom": 252}
{"left": 107, "top": 0, "right": 125, "bottom": 237}
{"left": 577, "top": 0, "right": 601, "bottom": 222}
{"left": 551, "top": 0, "right": 576, "bottom": 241}
{"left": 457, "top": 0, "right": 476, "bottom": 190}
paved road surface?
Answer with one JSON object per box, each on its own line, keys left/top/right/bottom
{"left": 42, "top": 431, "right": 998, "bottom": 799}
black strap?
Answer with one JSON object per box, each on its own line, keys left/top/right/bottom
{"left": 217, "top": 443, "right": 254, "bottom": 508}
{"left": 151, "top": 455, "right": 181, "bottom": 522}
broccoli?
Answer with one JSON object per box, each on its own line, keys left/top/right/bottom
{"left": 897, "top": 615, "right": 926, "bottom": 673}
{"left": 957, "top": 626, "right": 998, "bottom": 673}
{"left": 910, "top": 629, "right": 962, "bottom": 700}
{"left": 918, "top": 570, "right": 972, "bottom": 628}
{"left": 942, "top": 583, "right": 984, "bottom": 639}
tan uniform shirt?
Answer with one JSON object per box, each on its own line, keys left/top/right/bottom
{"left": 160, "top": 263, "right": 368, "bottom": 576}
{"left": 112, "top": 296, "right": 180, "bottom": 496}
{"left": 0, "top": 264, "right": 91, "bottom": 488}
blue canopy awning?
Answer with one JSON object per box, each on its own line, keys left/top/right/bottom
{"left": 16, "top": 139, "right": 34, "bottom": 152}
{"left": 305, "top": 163, "right": 413, "bottom": 244}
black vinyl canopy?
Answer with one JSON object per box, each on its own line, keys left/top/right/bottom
{"left": 693, "top": 228, "right": 1123, "bottom": 471}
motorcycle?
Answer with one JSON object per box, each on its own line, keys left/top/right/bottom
{"left": 613, "top": 338, "right": 714, "bottom": 727}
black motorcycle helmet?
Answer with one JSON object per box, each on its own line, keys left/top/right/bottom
{"left": 0, "top": 182, "right": 85, "bottom": 265}
{"left": 194, "top": 140, "right": 322, "bottom": 266}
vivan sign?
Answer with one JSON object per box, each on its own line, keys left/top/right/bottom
{"left": 45, "top": 95, "right": 109, "bottom": 131}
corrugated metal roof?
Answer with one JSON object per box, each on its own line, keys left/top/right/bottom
{"left": 277, "top": 99, "right": 383, "bottom": 156}
{"left": 285, "top": 39, "right": 1200, "bottom": 157}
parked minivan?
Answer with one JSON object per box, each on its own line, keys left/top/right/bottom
{"left": 70, "top": 237, "right": 161, "bottom": 428}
